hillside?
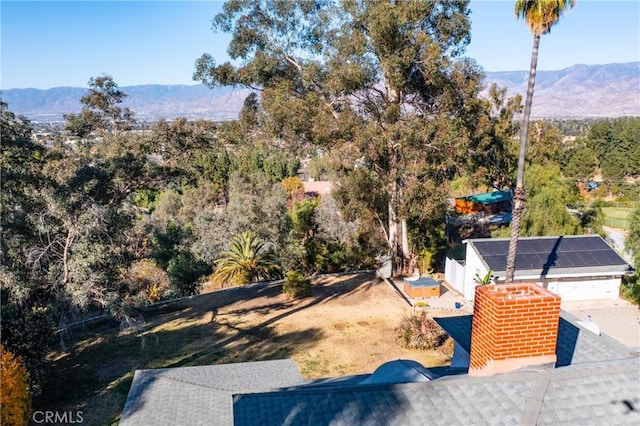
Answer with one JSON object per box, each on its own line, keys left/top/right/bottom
{"left": 1, "top": 84, "right": 253, "bottom": 122}
{"left": 1, "top": 62, "right": 638, "bottom": 122}
{"left": 485, "top": 62, "right": 640, "bottom": 118}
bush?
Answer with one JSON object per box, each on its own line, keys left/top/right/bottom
{"left": 440, "top": 337, "right": 455, "bottom": 358}
{"left": 166, "top": 251, "right": 209, "bottom": 297}
{"left": 621, "top": 275, "right": 640, "bottom": 305}
{"left": 123, "top": 259, "right": 170, "bottom": 303}
{"left": 0, "top": 305, "right": 54, "bottom": 396}
{"left": 1, "top": 345, "right": 31, "bottom": 426}
{"left": 395, "top": 311, "right": 448, "bottom": 350}
{"left": 282, "top": 271, "right": 312, "bottom": 298}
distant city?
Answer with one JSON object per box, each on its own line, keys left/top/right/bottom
{"left": 2, "top": 62, "right": 639, "bottom": 124}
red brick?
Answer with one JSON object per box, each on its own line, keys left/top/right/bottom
{"left": 469, "top": 283, "right": 560, "bottom": 377}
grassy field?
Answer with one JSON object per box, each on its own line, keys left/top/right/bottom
{"left": 34, "top": 273, "right": 453, "bottom": 425}
{"left": 602, "top": 206, "right": 633, "bottom": 229}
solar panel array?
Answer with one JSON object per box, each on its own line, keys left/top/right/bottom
{"left": 472, "top": 236, "right": 627, "bottom": 272}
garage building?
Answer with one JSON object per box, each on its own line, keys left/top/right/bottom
{"left": 445, "top": 235, "right": 634, "bottom": 301}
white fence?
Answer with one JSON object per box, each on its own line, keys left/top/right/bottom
{"left": 444, "top": 257, "right": 465, "bottom": 295}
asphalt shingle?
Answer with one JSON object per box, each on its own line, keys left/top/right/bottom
{"left": 120, "top": 359, "right": 304, "bottom": 426}
{"left": 232, "top": 358, "right": 640, "bottom": 426}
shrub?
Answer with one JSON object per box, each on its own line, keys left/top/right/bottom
{"left": 281, "top": 176, "right": 305, "bottom": 200}
{"left": 0, "top": 305, "right": 54, "bottom": 396}
{"left": 621, "top": 275, "right": 640, "bottom": 305}
{"left": 282, "top": 271, "right": 312, "bottom": 298}
{"left": 395, "top": 311, "right": 449, "bottom": 350}
{"left": 166, "top": 251, "right": 209, "bottom": 297}
{"left": 123, "top": 259, "right": 170, "bottom": 303}
{"left": 1, "top": 345, "right": 31, "bottom": 426}
{"left": 440, "top": 337, "right": 455, "bottom": 358}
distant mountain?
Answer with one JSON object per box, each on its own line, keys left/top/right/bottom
{"left": 0, "top": 84, "right": 253, "bottom": 122}
{"left": 1, "top": 63, "right": 638, "bottom": 122}
{"left": 484, "top": 62, "right": 640, "bottom": 118}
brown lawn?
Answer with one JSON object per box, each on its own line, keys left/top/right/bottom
{"left": 36, "top": 272, "right": 455, "bottom": 425}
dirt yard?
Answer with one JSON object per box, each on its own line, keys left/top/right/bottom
{"left": 206, "top": 272, "right": 454, "bottom": 377}
{"left": 39, "top": 272, "right": 455, "bottom": 425}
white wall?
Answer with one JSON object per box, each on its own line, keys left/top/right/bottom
{"left": 445, "top": 257, "right": 465, "bottom": 295}
{"left": 554, "top": 278, "right": 620, "bottom": 301}
{"left": 463, "top": 244, "right": 489, "bottom": 301}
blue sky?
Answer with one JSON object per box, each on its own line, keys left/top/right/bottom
{"left": 1, "top": 0, "right": 639, "bottom": 90}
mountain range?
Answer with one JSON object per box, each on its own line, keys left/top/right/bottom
{"left": 1, "top": 62, "right": 638, "bottom": 122}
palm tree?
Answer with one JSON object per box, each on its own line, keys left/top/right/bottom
{"left": 211, "top": 231, "right": 282, "bottom": 287}
{"left": 505, "top": 0, "right": 575, "bottom": 283}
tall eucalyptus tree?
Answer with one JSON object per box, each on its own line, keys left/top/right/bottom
{"left": 505, "top": 0, "right": 575, "bottom": 283}
{"left": 195, "top": 0, "right": 505, "bottom": 275}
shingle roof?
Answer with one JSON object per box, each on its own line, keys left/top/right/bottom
{"left": 467, "top": 235, "right": 633, "bottom": 278}
{"left": 232, "top": 357, "right": 640, "bottom": 426}
{"left": 119, "top": 359, "right": 305, "bottom": 426}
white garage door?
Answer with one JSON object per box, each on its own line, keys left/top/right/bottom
{"left": 556, "top": 279, "right": 619, "bottom": 301}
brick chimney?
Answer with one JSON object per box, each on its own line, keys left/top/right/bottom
{"left": 469, "top": 283, "right": 561, "bottom": 377}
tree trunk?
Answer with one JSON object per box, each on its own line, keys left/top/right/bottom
{"left": 62, "top": 228, "right": 76, "bottom": 285}
{"left": 389, "top": 184, "right": 406, "bottom": 276}
{"left": 505, "top": 33, "right": 540, "bottom": 284}
{"left": 401, "top": 219, "right": 409, "bottom": 261}
{"left": 388, "top": 142, "right": 409, "bottom": 277}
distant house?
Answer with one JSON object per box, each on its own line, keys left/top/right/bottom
{"left": 302, "top": 180, "right": 333, "bottom": 197}
{"left": 445, "top": 235, "right": 634, "bottom": 301}
{"left": 454, "top": 189, "right": 511, "bottom": 215}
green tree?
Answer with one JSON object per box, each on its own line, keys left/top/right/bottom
{"left": 64, "top": 75, "right": 135, "bottom": 136}
{"left": 465, "top": 84, "right": 522, "bottom": 191}
{"left": 195, "top": 1, "right": 503, "bottom": 276}
{"left": 211, "top": 232, "right": 282, "bottom": 287}
{"left": 0, "top": 101, "right": 46, "bottom": 301}
{"left": 1, "top": 102, "right": 55, "bottom": 395}
{"left": 526, "top": 120, "right": 563, "bottom": 166}
{"left": 519, "top": 164, "right": 581, "bottom": 236}
{"left": 0, "top": 306, "right": 54, "bottom": 396}
{"left": 626, "top": 205, "right": 640, "bottom": 273}
{"left": 189, "top": 171, "right": 289, "bottom": 265}
{"left": 564, "top": 147, "right": 598, "bottom": 180}
{"left": 600, "top": 118, "right": 640, "bottom": 179}
{"left": 166, "top": 251, "right": 208, "bottom": 297}
{"left": 505, "top": 0, "right": 575, "bottom": 283}
{"left": 584, "top": 119, "right": 612, "bottom": 168}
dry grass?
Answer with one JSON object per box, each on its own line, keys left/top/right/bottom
{"left": 35, "top": 272, "right": 455, "bottom": 425}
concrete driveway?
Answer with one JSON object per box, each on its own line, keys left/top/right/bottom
{"left": 561, "top": 298, "right": 640, "bottom": 350}
{"left": 603, "top": 226, "right": 633, "bottom": 264}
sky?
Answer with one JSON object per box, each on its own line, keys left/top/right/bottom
{"left": 1, "top": 0, "right": 639, "bottom": 90}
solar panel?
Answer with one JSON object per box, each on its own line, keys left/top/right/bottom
{"left": 525, "top": 253, "right": 542, "bottom": 268}
{"left": 562, "top": 252, "right": 582, "bottom": 267}
{"left": 483, "top": 255, "right": 506, "bottom": 271}
{"left": 515, "top": 253, "right": 536, "bottom": 270}
{"left": 476, "top": 240, "right": 505, "bottom": 256}
{"left": 594, "top": 249, "right": 625, "bottom": 265}
{"left": 470, "top": 235, "right": 629, "bottom": 272}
